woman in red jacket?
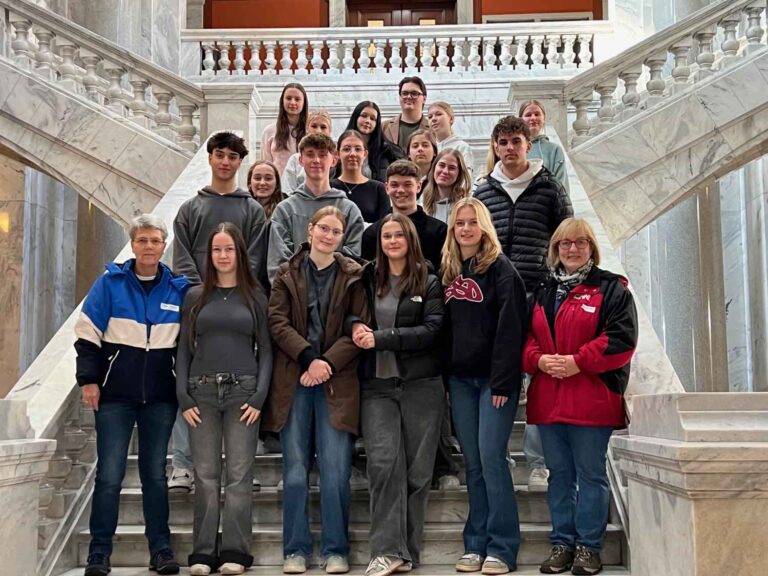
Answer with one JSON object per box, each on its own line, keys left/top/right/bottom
{"left": 523, "top": 218, "right": 637, "bottom": 576}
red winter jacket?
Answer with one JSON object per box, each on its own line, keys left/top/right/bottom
{"left": 522, "top": 266, "right": 637, "bottom": 428}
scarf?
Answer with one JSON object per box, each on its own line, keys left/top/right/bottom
{"left": 552, "top": 259, "right": 594, "bottom": 307}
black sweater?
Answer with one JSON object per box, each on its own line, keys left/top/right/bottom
{"left": 330, "top": 178, "right": 392, "bottom": 224}
{"left": 362, "top": 207, "right": 447, "bottom": 274}
{"left": 444, "top": 255, "right": 528, "bottom": 396}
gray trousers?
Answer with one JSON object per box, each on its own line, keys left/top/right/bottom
{"left": 188, "top": 375, "right": 258, "bottom": 568}
{"left": 361, "top": 376, "right": 444, "bottom": 565}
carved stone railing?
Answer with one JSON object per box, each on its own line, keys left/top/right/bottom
{"left": 564, "top": 0, "right": 765, "bottom": 146}
{"left": 180, "top": 20, "right": 611, "bottom": 78}
{"left": 1, "top": 0, "right": 205, "bottom": 150}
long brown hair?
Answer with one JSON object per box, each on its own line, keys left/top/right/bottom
{"left": 375, "top": 213, "right": 427, "bottom": 298}
{"left": 422, "top": 148, "right": 471, "bottom": 216}
{"left": 247, "top": 160, "right": 283, "bottom": 220}
{"left": 189, "top": 223, "right": 262, "bottom": 346}
{"left": 275, "top": 82, "right": 308, "bottom": 151}
{"left": 441, "top": 198, "right": 502, "bottom": 286}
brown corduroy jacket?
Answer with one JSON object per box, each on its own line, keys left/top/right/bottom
{"left": 382, "top": 114, "right": 429, "bottom": 147}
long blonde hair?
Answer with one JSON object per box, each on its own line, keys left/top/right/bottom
{"left": 441, "top": 197, "right": 502, "bottom": 285}
{"left": 422, "top": 148, "right": 471, "bottom": 217}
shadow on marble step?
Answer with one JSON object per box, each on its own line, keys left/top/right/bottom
{"left": 117, "top": 486, "right": 551, "bottom": 525}
{"left": 77, "top": 522, "right": 625, "bottom": 567}
{"left": 121, "top": 453, "right": 532, "bottom": 489}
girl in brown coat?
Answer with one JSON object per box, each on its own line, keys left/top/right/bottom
{"left": 263, "top": 206, "right": 368, "bottom": 575}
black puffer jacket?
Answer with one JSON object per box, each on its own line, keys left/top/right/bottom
{"left": 349, "top": 267, "right": 444, "bottom": 382}
{"left": 474, "top": 167, "right": 572, "bottom": 291}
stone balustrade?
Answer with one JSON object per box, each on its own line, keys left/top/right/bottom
{"left": 565, "top": 0, "right": 765, "bottom": 147}
{"left": 1, "top": 0, "right": 204, "bottom": 150}
{"left": 180, "top": 20, "right": 611, "bottom": 78}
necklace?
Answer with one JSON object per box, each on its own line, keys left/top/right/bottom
{"left": 338, "top": 179, "right": 363, "bottom": 197}
{"left": 217, "top": 286, "right": 236, "bottom": 301}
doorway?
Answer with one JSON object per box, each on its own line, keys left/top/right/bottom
{"left": 347, "top": 0, "right": 457, "bottom": 27}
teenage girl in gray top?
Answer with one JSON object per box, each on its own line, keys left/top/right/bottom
{"left": 176, "top": 222, "right": 272, "bottom": 576}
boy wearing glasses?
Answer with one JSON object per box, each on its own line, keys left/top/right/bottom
{"left": 383, "top": 76, "right": 430, "bottom": 151}
{"left": 268, "top": 133, "right": 364, "bottom": 284}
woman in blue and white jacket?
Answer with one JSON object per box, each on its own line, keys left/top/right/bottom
{"left": 75, "top": 214, "right": 188, "bottom": 576}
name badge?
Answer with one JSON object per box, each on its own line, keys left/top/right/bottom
{"left": 160, "top": 303, "right": 180, "bottom": 312}
{"left": 581, "top": 304, "right": 596, "bottom": 313}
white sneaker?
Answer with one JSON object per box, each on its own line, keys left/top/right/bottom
{"left": 220, "top": 562, "right": 245, "bottom": 575}
{"left": 167, "top": 467, "right": 194, "bottom": 492}
{"left": 365, "top": 555, "right": 404, "bottom": 576}
{"left": 190, "top": 563, "right": 211, "bottom": 576}
{"left": 528, "top": 467, "right": 549, "bottom": 492}
{"left": 455, "top": 553, "right": 484, "bottom": 572}
{"left": 350, "top": 467, "right": 368, "bottom": 491}
{"left": 438, "top": 474, "right": 461, "bottom": 490}
{"left": 324, "top": 555, "right": 350, "bottom": 574}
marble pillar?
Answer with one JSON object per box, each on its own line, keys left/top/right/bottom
{"left": 0, "top": 155, "right": 25, "bottom": 398}
{"left": 329, "top": 0, "right": 345, "bottom": 27}
{"left": 456, "top": 0, "right": 473, "bottom": 24}
{"left": 613, "top": 393, "right": 768, "bottom": 576}
{"left": 187, "top": 0, "right": 205, "bottom": 28}
{"left": 0, "top": 439, "right": 56, "bottom": 576}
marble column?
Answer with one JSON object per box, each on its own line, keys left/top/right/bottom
{"left": 329, "top": 0, "right": 346, "bottom": 27}
{"left": 456, "top": 0, "right": 473, "bottom": 24}
{"left": 187, "top": 0, "right": 205, "bottom": 28}
{"left": 614, "top": 393, "right": 768, "bottom": 576}
{"left": 0, "top": 439, "right": 56, "bottom": 576}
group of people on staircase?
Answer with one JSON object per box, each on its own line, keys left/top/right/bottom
{"left": 74, "top": 76, "right": 638, "bottom": 576}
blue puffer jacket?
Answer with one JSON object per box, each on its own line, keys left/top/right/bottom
{"left": 74, "top": 259, "right": 189, "bottom": 404}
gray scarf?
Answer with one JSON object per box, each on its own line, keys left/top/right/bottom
{"left": 552, "top": 259, "right": 594, "bottom": 304}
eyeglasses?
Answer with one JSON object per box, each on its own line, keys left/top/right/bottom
{"left": 133, "top": 238, "right": 165, "bottom": 246}
{"left": 558, "top": 238, "right": 590, "bottom": 250}
{"left": 399, "top": 91, "right": 424, "bottom": 99}
{"left": 314, "top": 224, "right": 344, "bottom": 237}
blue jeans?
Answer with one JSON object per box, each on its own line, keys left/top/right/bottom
{"left": 171, "top": 409, "right": 194, "bottom": 470}
{"left": 281, "top": 384, "right": 353, "bottom": 559}
{"left": 89, "top": 401, "right": 176, "bottom": 556}
{"left": 448, "top": 377, "right": 520, "bottom": 568}
{"left": 524, "top": 424, "right": 546, "bottom": 469}
{"left": 538, "top": 424, "right": 613, "bottom": 552}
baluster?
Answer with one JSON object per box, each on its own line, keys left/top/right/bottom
{"left": 264, "top": 40, "right": 278, "bottom": 75}
{"left": 404, "top": 39, "right": 418, "bottom": 72}
{"left": 694, "top": 27, "right": 716, "bottom": 80}
{"left": 103, "top": 62, "right": 127, "bottom": 114}
{"left": 467, "top": 37, "right": 481, "bottom": 72}
{"left": 619, "top": 66, "right": 642, "bottom": 120}
{"left": 545, "top": 36, "right": 561, "bottom": 68}
{"left": 595, "top": 80, "right": 617, "bottom": 133}
{"left": 669, "top": 39, "right": 692, "bottom": 92}
{"left": 561, "top": 34, "right": 577, "bottom": 69}
{"left": 327, "top": 40, "right": 341, "bottom": 74}
{"left": 341, "top": 39, "right": 356, "bottom": 74}
{"left": 177, "top": 100, "right": 198, "bottom": 152}
{"left": 33, "top": 26, "right": 56, "bottom": 80}
{"left": 56, "top": 38, "right": 83, "bottom": 92}
{"left": 718, "top": 13, "right": 741, "bottom": 67}
{"left": 417, "top": 37, "right": 431, "bottom": 71}
{"left": 201, "top": 42, "right": 216, "bottom": 76}
{"left": 373, "top": 38, "right": 387, "bottom": 73}
{"left": 436, "top": 38, "right": 450, "bottom": 72}
{"left": 9, "top": 14, "right": 34, "bottom": 69}
{"left": 570, "top": 92, "right": 593, "bottom": 146}
{"left": 279, "top": 39, "right": 294, "bottom": 75}
{"left": 310, "top": 40, "right": 324, "bottom": 75}
{"left": 248, "top": 40, "right": 262, "bottom": 75}
{"left": 744, "top": 2, "right": 765, "bottom": 54}
{"left": 577, "top": 34, "right": 593, "bottom": 67}
{"left": 513, "top": 36, "right": 528, "bottom": 69}
{"left": 482, "top": 36, "right": 497, "bottom": 70}
{"left": 216, "top": 42, "right": 231, "bottom": 75}
{"left": 153, "top": 88, "right": 175, "bottom": 141}
{"left": 128, "top": 75, "right": 152, "bottom": 128}
{"left": 452, "top": 38, "right": 466, "bottom": 71}
{"left": 530, "top": 36, "right": 545, "bottom": 69}
{"left": 644, "top": 53, "right": 668, "bottom": 105}
{"left": 358, "top": 39, "right": 371, "bottom": 73}
{"left": 390, "top": 40, "right": 404, "bottom": 72}
{"left": 79, "top": 49, "right": 104, "bottom": 103}
{"left": 232, "top": 41, "right": 246, "bottom": 75}
{"left": 43, "top": 428, "right": 73, "bottom": 522}
{"left": 295, "top": 41, "right": 309, "bottom": 74}
{"left": 498, "top": 37, "right": 513, "bottom": 70}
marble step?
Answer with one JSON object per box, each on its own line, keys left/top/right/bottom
{"left": 121, "top": 453, "right": 532, "bottom": 489}
{"left": 76, "top": 522, "right": 625, "bottom": 567}
{"left": 59, "top": 566, "right": 630, "bottom": 576}
{"left": 117, "top": 485, "right": 551, "bottom": 525}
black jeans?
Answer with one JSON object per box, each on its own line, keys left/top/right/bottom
{"left": 361, "top": 376, "right": 444, "bottom": 564}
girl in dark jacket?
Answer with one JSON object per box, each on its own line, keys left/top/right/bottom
{"left": 524, "top": 218, "right": 637, "bottom": 576}
{"left": 344, "top": 101, "right": 405, "bottom": 183}
{"left": 176, "top": 223, "right": 273, "bottom": 576}
{"left": 264, "top": 206, "right": 368, "bottom": 575}
{"left": 441, "top": 198, "right": 528, "bottom": 575}
{"left": 349, "top": 213, "right": 445, "bottom": 576}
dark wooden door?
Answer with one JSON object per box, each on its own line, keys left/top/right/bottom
{"left": 347, "top": 1, "right": 456, "bottom": 27}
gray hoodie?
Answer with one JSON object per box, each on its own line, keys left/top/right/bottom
{"left": 267, "top": 185, "right": 364, "bottom": 283}
{"left": 173, "top": 186, "right": 267, "bottom": 285}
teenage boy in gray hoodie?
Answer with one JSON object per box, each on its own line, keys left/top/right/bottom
{"left": 169, "top": 131, "right": 267, "bottom": 492}
{"left": 267, "top": 133, "right": 364, "bottom": 284}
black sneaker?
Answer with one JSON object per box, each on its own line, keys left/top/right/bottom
{"left": 539, "top": 545, "right": 574, "bottom": 574}
{"left": 149, "top": 548, "right": 180, "bottom": 574}
{"left": 571, "top": 545, "right": 601, "bottom": 575}
{"left": 84, "top": 553, "right": 111, "bottom": 576}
